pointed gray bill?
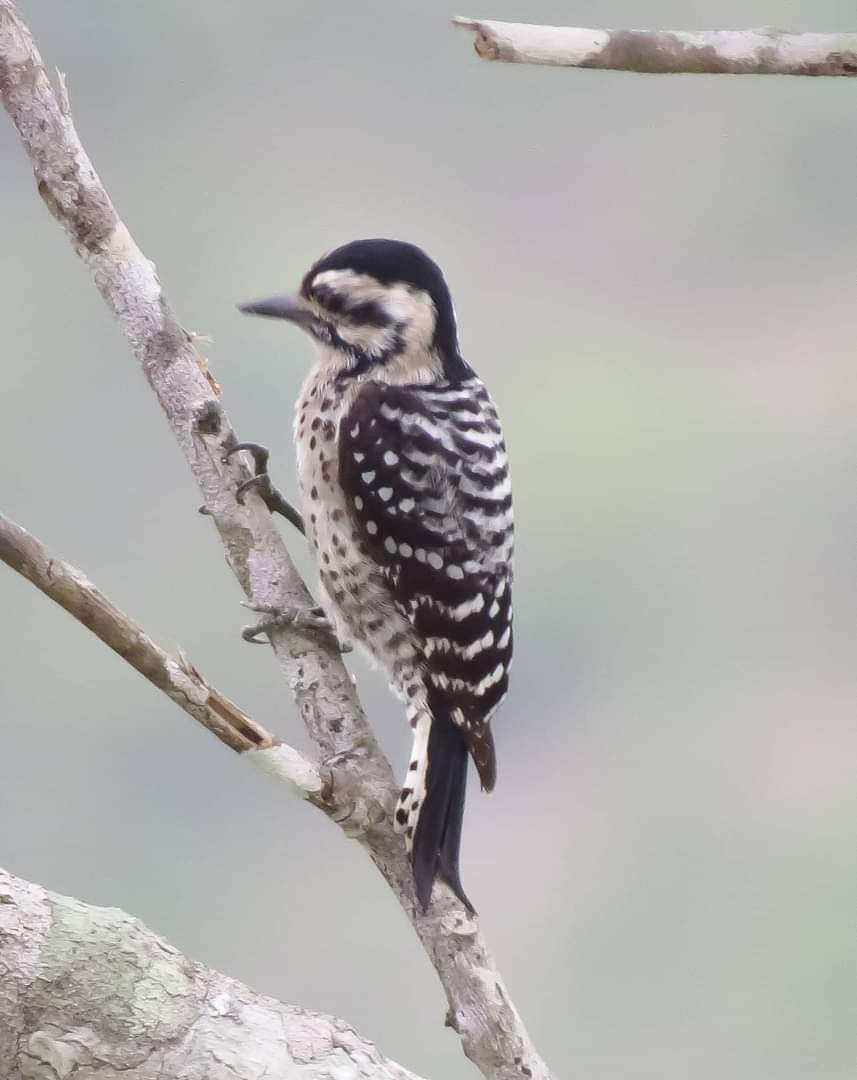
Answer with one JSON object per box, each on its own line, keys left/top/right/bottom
{"left": 237, "top": 293, "right": 314, "bottom": 325}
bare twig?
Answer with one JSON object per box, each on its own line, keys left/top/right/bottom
{"left": 453, "top": 17, "right": 857, "bottom": 76}
{"left": 0, "top": 866, "right": 427, "bottom": 1080}
{"left": 0, "top": 4, "right": 551, "bottom": 1078}
{"left": 0, "top": 510, "right": 324, "bottom": 796}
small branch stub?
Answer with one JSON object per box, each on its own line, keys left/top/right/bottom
{"left": 453, "top": 17, "right": 857, "bottom": 76}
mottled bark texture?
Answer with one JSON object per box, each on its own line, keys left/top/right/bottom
{"left": 0, "top": 3, "right": 551, "bottom": 1078}
{"left": 0, "top": 867, "right": 425, "bottom": 1080}
{"left": 454, "top": 18, "right": 857, "bottom": 76}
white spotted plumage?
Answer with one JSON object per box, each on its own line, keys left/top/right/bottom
{"left": 251, "top": 238, "right": 514, "bottom": 911}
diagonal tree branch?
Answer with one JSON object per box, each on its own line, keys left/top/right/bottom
{"left": 453, "top": 17, "right": 857, "bottom": 76}
{"left": 0, "top": 509, "right": 326, "bottom": 797}
{"left": 0, "top": 4, "right": 551, "bottom": 1078}
{"left": 0, "top": 866, "right": 427, "bottom": 1080}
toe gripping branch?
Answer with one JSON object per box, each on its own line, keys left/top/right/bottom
{"left": 222, "top": 442, "right": 305, "bottom": 534}
{"left": 240, "top": 602, "right": 350, "bottom": 653}
{"left": 217, "top": 442, "right": 349, "bottom": 652}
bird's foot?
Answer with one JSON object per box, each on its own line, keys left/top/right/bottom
{"left": 240, "top": 601, "right": 351, "bottom": 652}
{"left": 223, "top": 442, "right": 305, "bottom": 534}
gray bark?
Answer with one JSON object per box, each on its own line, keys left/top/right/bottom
{"left": 0, "top": 510, "right": 326, "bottom": 798}
{"left": 0, "top": 866, "right": 425, "bottom": 1080}
{"left": 454, "top": 18, "right": 857, "bottom": 76}
{"left": 0, "top": 3, "right": 551, "bottom": 1078}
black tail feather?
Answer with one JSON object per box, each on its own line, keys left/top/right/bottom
{"left": 411, "top": 720, "right": 475, "bottom": 914}
{"left": 437, "top": 746, "right": 472, "bottom": 911}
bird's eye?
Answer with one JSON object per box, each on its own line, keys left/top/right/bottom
{"left": 344, "top": 299, "right": 392, "bottom": 328}
{"left": 313, "top": 288, "right": 391, "bottom": 330}
{"left": 311, "top": 284, "right": 349, "bottom": 317}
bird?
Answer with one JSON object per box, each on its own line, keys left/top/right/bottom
{"left": 236, "top": 238, "right": 514, "bottom": 912}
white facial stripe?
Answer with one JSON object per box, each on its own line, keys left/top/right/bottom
{"left": 307, "top": 268, "right": 448, "bottom": 384}
{"left": 310, "top": 269, "right": 438, "bottom": 352}
{"left": 335, "top": 319, "right": 399, "bottom": 357}
{"left": 311, "top": 268, "right": 369, "bottom": 293}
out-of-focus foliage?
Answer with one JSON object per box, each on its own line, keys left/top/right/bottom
{"left": 1, "top": 2, "right": 855, "bottom": 1078}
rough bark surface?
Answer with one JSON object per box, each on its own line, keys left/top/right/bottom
{"left": 0, "top": 4, "right": 551, "bottom": 1079}
{"left": 454, "top": 18, "right": 857, "bottom": 75}
{"left": 0, "top": 867, "right": 426, "bottom": 1080}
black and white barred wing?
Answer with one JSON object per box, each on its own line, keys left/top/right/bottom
{"left": 338, "top": 379, "right": 514, "bottom": 789}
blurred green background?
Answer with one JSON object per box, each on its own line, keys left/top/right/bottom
{"left": 2, "top": 2, "right": 856, "bottom": 1077}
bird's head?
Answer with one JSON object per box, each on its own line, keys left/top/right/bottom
{"left": 239, "top": 238, "right": 465, "bottom": 383}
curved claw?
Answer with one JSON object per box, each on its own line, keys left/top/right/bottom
{"left": 223, "top": 442, "right": 304, "bottom": 533}
{"left": 235, "top": 473, "right": 266, "bottom": 507}
{"left": 239, "top": 602, "right": 351, "bottom": 652}
{"left": 242, "top": 625, "right": 273, "bottom": 644}
{"left": 223, "top": 442, "right": 270, "bottom": 471}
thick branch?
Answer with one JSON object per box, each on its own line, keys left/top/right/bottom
{"left": 0, "top": 5, "right": 551, "bottom": 1079}
{"left": 453, "top": 18, "right": 857, "bottom": 75}
{"left": 0, "top": 866, "right": 426, "bottom": 1080}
